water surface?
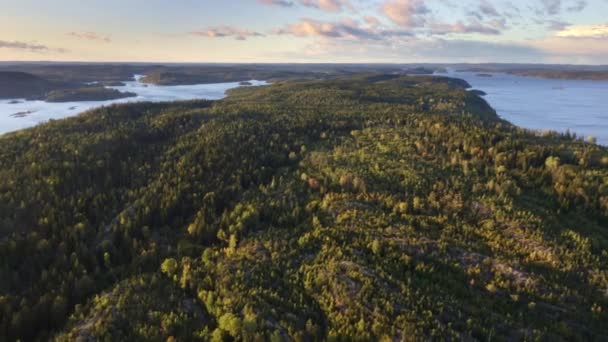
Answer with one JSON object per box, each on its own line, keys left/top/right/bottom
{"left": 446, "top": 71, "right": 608, "bottom": 145}
{"left": 0, "top": 77, "right": 266, "bottom": 135}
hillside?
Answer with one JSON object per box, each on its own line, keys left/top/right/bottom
{"left": 0, "top": 71, "right": 58, "bottom": 99}
{"left": 0, "top": 71, "right": 135, "bottom": 102}
{"left": 0, "top": 75, "right": 607, "bottom": 341}
{"left": 140, "top": 69, "right": 327, "bottom": 86}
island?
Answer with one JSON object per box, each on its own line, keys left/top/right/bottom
{"left": 507, "top": 69, "right": 608, "bottom": 80}
{"left": 140, "top": 71, "right": 238, "bottom": 85}
{"left": 476, "top": 73, "right": 493, "bottom": 77}
{"left": 44, "top": 87, "right": 137, "bottom": 102}
{"left": 239, "top": 81, "right": 253, "bottom": 86}
{"left": 100, "top": 81, "right": 127, "bottom": 87}
{"left": 10, "top": 110, "right": 35, "bottom": 118}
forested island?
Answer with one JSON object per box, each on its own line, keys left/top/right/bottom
{"left": 507, "top": 69, "right": 608, "bottom": 81}
{"left": 0, "top": 75, "right": 607, "bottom": 341}
{"left": 44, "top": 87, "right": 136, "bottom": 103}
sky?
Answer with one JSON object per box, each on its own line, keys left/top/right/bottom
{"left": 1, "top": 0, "right": 608, "bottom": 64}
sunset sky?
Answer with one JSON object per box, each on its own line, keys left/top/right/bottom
{"left": 1, "top": 0, "right": 607, "bottom": 64}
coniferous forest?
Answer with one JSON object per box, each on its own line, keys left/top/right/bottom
{"left": 1, "top": 75, "right": 607, "bottom": 341}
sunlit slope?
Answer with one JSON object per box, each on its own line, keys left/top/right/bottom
{"left": 0, "top": 75, "right": 607, "bottom": 341}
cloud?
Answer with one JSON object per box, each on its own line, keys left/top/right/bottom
{"left": 566, "top": 0, "right": 587, "bottom": 12}
{"left": 0, "top": 40, "right": 51, "bottom": 51}
{"left": 299, "top": 0, "right": 352, "bottom": 12}
{"left": 259, "top": 0, "right": 351, "bottom": 12}
{"left": 544, "top": 19, "right": 570, "bottom": 31}
{"left": 364, "top": 16, "right": 381, "bottom": 28}
{"left": 273, "top": 18, "right": 412, "bottom": 40}
{"left": 429, "top": 21, "right": 502, "bottom": 35}
{"left": 542, "top": 0, "right": 562, "bottom": 15}
{"left": 538, "top": 0, "right": 587, "bottom": 15}
{"left": 555, "top": 24, "right": 608, "bottom": 38}
{"left": 68, "top": 31, "right": 111, "bottom": 43}
{"left": 190, "top": 26, "right": 265, "bottom": 40}
{"left": 478, "top": 0, "right": 500, "bottom": 16}
{"left": 258, "top": 0, "right": 294, "bottom": 7}
{"left": 381, "top": 0, "right": 430, "bottom": 28}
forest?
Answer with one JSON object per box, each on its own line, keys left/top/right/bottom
{"left": 0, "top": 74, "right": 607, "bottom": 341}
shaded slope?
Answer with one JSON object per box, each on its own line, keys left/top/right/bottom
{"left": 0, "top": 71, "right": 57, "bottom": 99}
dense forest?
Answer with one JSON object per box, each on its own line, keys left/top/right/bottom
{"left": 44, "top": 87, "right": 136, "bottom": 103}
{"left": 0, "top": 72, "right": 63, "bottom": 99}
{"left": 0, "top": 74, "right": 607, "bottom": 341}
{"left": 0, "top": 72, "right": 134, "bottom": 102}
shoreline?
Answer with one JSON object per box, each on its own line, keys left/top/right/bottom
{"left": 0, "top": 78, "right": 267, "bottom": 137}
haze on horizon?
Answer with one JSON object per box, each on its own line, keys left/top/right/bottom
{"left": 1, "top": 0, "right": 608, "bottom": 64}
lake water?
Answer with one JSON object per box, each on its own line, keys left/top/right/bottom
{"left": 445, "top": 71, "right": 608, "bottom": 145}
{"left": 0, "top": 76, "right": 266, "bottom": 136}
{"left": 2, "top": 72, "right": 607, "bottom": 145}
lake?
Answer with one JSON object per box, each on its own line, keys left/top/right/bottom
{"left": 0, "top": 76, "right": 266, "bottom": 136}
{"left": 445, "top": 70, "right": 608, "bottom": 145}
{"left": 2, "top": 72, "right": 607, "bottom": 145}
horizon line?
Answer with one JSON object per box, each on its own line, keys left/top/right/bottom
{"left": 1, "top": 60, "right": 608, "bottom": 67}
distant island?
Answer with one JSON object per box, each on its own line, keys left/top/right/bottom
{"left": 10, "top": 110, "right": 35, "bottom": 118}
{"left": 507, "top": 69, "right": 608, "bottom": 81}
{"left": 44, "top": 87, "right": 136, "bottom": 102}
{"left": 456, "top": 66, "right": 608, "bottom": 81}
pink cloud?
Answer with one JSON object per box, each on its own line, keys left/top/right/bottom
{"left": 299, "top": 0, "right": 351, "bottom": 12}
{"left": 364, "top": 16, "right": 381, "bottom": 28}
{"left": 381, "top": 0, "right": 430, "bottom": 28}
{"left": 273, "top": 18, "right": 412, "bottom": 40}
{"left": 260, "top": 0, "right": 352, "bottom": 12}
{"left": 258, "top": 0, "right": 294, "bottom": 7}
{"left": 68, "top": 31, "right": 111, "bottom": 43}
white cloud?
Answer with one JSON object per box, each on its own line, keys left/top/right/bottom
{"left": 190, "top": 26, "right": 265, "bottom": 40}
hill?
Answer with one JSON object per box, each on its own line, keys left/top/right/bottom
{"left": 0, "top": 75, "right": 607, "bottom": 341}
{"left": 0, "top": 71, "right": 136, "bottom": 102}
{"left": 0, "top": 71, "right": 58, "bottom": 99}
{"left": 140, "top": 69, "right": 329, "bottom": 86}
